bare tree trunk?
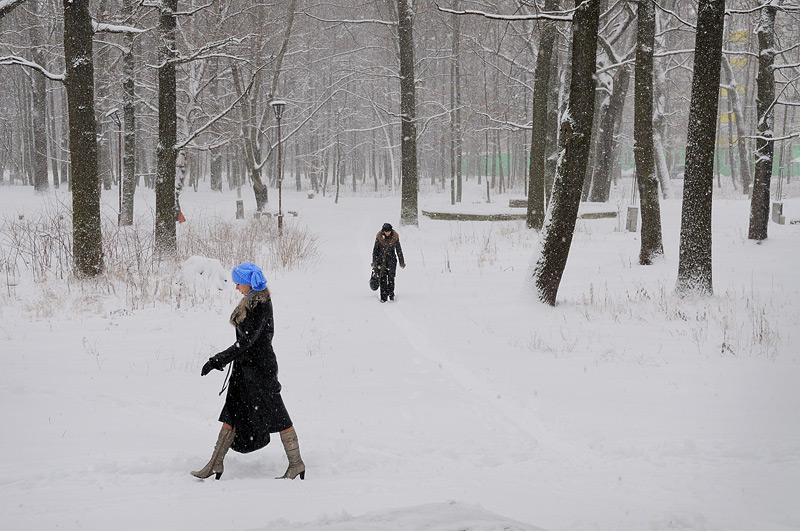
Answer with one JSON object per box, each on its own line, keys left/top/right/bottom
{"left": 29, "top": 6, "right": 49, "bottom": 192}
{"left": 47, "top": 84, "right": 59, "bottom": 187}
{"left": 634, "top": 0, "right": 663, "bottom": 265}
{"left": 652, "top": 0, "right": 673, "bottom": 199}
{"left": 60, "top": 88, "right": 70, "bottom": 187}
{"left": 449, "top": 1, "right": 463, "bottom": 203}
{"left": 527, "top": 0, "right": 559, "bottom": 229}
{"left": 533, "top": 0, "right": 600, "bottom": 306}
{"left": 398, "top": 0, "right": 418, "bottom": 226}
{"left": 748, "top": 1, "right": 778, "bottom": 241}
{"left": 544, "top": 55, "right": 562, "bottom": 203}
{"left": 155, "top": 0, "right": 178, "bottom": 256}
{"left": 589, "top": 65, "right": 630, "bottom": 202}
{"left": 721, "top": 59, "right": 753, "bottom": 194}
{"left": 120, "top": 0, "right": 137, "bottom": 224}
{"left": 63, "top": 0, "right": 104, "bottom": 276}
{"left": 676, "top": 0, "right": 726, "bottom": 297}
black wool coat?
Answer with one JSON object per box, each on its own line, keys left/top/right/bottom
{"left": 211, "top": 288, "right": 293, "bottom": 453}
{"left": 372, "top": 230, "right": 405, "bottom": 276}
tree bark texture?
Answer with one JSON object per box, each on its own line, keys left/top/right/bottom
{"left": 398, "top": 0, "right": 419, "bottom": 226}
{"left": 527, "top": 0, "right": 559, "bottom": 230}
{"left": 533, "top": 0, "right": 600, "bottom": 306}
{"left": 29, "top": 10, "right": 49, "bottom": 193}
{"left": 156, "top": 0, "right": 178, "bottom": 255}
{"left": 721, "top": 59, "right": 753, "bottom": 194}
{"left": 634, "top": 0, "right": 663, "bottom": 265}
{"left": 652, "top": 2, "right": 673, "bottom": 199}
{"left": 676, "top": 0, "right": 725, "bottom": 296}
{"left": 748, "top": 2, "right": 777, "bottom": 241}
{"left": 449, "top": 2, "right": 463, "bottom": 203}
{"left": 63, "top": 0, "right": 104, "bottom": 276}
{"left": 588, "top": 65, "right": 630, "bottom": 203}
{"left": 120, "top": 0, "right": 137, "bottom": 225}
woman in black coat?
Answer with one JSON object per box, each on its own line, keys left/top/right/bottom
{"left": 191, "top": 262, "right": 305, "bottom": 480}
{"left": 372, "top": 222, "right": 406, "bottom": 302}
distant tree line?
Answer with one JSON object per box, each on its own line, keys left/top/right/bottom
{"left": 1, "top": 0, "right": 798, "bottom": 301}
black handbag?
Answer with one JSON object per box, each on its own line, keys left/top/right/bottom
{"left": 369, "top": 269, "right": 379, "bottom": 291}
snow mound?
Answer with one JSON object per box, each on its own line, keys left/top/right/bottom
{"left": 177, "top": 255, "right": 229, "bottom": 292}
{"left": 255, "top": 502, "right": 546, "bottom": 531}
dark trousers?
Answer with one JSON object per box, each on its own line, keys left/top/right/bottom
{"left": 379, "top": 272, "right": 395, "bottom": 301}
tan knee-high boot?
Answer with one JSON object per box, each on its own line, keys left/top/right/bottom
{"left": 277, "top": 428, "right": 305, "bottom": 480}
{"left": 191, "top": 426, "right": 235, "bottom": 480}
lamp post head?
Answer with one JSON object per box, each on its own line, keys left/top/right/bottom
{"left": 271, "top": 99, "right": 287, "bottom": 121}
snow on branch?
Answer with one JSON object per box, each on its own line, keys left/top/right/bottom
{"left": 749, "top": 130, "right": 800, "bottom": 142}
{"left": 597, "top": 48, "right": 758, "bottom": 74}
{"left": 654, "top": 1, "right": 695, "bottom": 29}
{"left": 0, "top": 55, "right": 64, "bottom": 82}
{"left": 174, "top": 1, "right": 214, "bottom": 16}
{"left": 0, "top": 0, "right": 26, "bottom": 20}
{"left": 171, "top": 36, "right": 249, "bottom": 65}
{"left": 774, "top": 60, "right": 800, "bottom": 70}
{"left": 726, "top": 2, "right": 800, "bottom": 15}
{"left": 302, "top": 13, "right": 396, "bottom": 26}
{"left": 176, "top": 64, "right": 266, "bottom": 151}
{"left": 92, "top": 20, "right": 147, "bottom": 34}
{"left": 436, "top": 2, "right": 574, "bottom": 22}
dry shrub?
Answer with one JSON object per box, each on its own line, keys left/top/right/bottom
{"left": 0, "top": 204, "right": 319, "bottom": 312}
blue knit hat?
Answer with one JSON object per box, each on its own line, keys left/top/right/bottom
{"left": 231, "top": 262, "right": 267, "bottom": 291}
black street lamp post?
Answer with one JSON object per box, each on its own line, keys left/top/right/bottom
{"left": 271, "top": 99, "right": 287, "bottom": 234}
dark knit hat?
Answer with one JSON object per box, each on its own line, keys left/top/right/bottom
{"left": 382, "top": 223, "right": 393, "bottom": 232}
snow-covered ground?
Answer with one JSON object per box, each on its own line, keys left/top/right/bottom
{"left": 0, "top": 179, "right": 798, "bottom": 531}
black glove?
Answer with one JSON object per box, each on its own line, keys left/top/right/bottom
{"left": 201, "top": 357, "right": 223, "bottom": 376}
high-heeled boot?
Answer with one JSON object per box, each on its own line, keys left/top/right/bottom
{"left": 191, "top": 426, "right": 235, "bottom": 480}
{"left": 277, "top": 428, "right": 305, "bottom": 480}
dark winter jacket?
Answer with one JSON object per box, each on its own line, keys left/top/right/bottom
{"left": 372, "top": 230, "right": 405, "bottom": 277}
{"left": 210, "top": 288, "right": 293, "bottom": 453}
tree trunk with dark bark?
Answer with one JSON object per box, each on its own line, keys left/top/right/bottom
{"left": 589, "top": 65, "right": 630, "bottom": 202}
{"left": 63, "top": 0, "right": 104, "bottom": 276}
{"left": 676, "top": 0, "right": 726, "bottom": 296}
{"left": 120, "top": 0, "right": 137, "bottom": 225}
{"left": 527, "top": 0, "right": 559, "bottom": 230}
{"left": 449, "top": 1, "right": 463, "bottom": 203}
{"left": 533, "top": 0, "right": 600, "bottom": 306}
{"left": 155, "top": 0, "right": 178, "bottom": 255}
{"left": 721, "top": 59, "right": 753, "bottom": 194}
{"left": 398, "top": 0, "right": 419, "bottom": 226}
{"left": 634, "top": 0, "right": 663, "bottom": 264}
{"left": 748, "top": 1, "right": 777, "bottom": 241}
{"left": 29, "top": 10, "right": 49, "bottom": 193}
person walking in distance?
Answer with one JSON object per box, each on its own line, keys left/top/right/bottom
{"left": 191, "top": 262, "right": 305, "bottom": 481}
{"left": 371, "top": 223, "right": 406, "bottom": 302}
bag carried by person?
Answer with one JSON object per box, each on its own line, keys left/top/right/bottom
{"left": 369, "top": 269, "right": 379, "bottom": 291}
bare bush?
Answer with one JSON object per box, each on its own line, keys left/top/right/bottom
{"left": 0, "top": 204, "right": 319, "bottom": 311}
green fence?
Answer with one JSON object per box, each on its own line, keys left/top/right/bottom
{"left": 620, "top": 145, "right": 800, "bottom": 179}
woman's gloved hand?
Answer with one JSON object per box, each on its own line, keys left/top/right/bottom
{"left": 201, "top": 357, "right": 224, "bottom": 376}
